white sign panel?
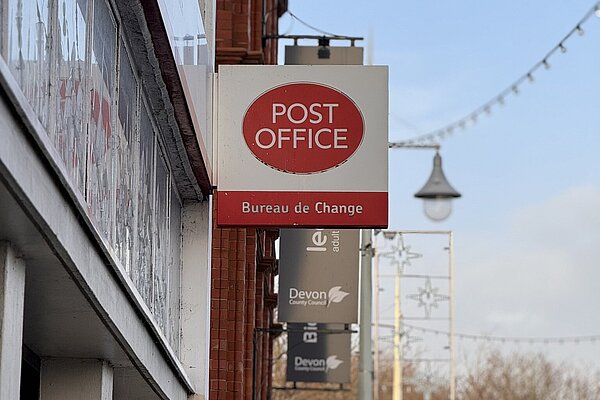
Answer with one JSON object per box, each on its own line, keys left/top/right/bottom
{"left": 216, "top": 65, "right": 388, "bottom": 227}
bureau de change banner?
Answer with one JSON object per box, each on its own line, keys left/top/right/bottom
{"left": 278, "top": 229, "right": 359, "bottom": 323}
{"left": 286, "top": 323, "right": 351, "bottom": 383}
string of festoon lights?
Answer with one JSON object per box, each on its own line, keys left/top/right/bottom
{"left": 393, "top": 2, "right": 600, "bottom": 146}
{"left": 403, "top": 323, "right": 600, "bottom": 345}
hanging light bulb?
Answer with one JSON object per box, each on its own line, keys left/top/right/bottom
{"left": 527, "top": 73, "right": 534, "bottom": 83}
{"left": 576, "top": 25, "right": 585, "bottom": 35}
{"left": 595, "top": 5, "right": 600, "bottom": 17}
{"left": 559, "top": 43, "right": 567, "bottom": 53}
{"left": 543, "top": 59, "right": 551, "bottom": 70}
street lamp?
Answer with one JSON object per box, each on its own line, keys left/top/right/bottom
{"left": 361, "top": 142, "right": 460, "bottom": 400}
{"left": 389, "top": 143, "right": 461, "bottom": 222}
{"left": 414, "top": 151, "right": 461, "bottom": 221}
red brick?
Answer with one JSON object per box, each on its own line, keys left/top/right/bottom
{"left": 210, "top": 39, "right": 281, "bottom": 398}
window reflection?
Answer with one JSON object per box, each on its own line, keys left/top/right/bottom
{"left": 115, "top": 43, "right": 138, "bottom": 274}
{"left": 53, "top": 0, "right": 88, "bottom": 192}
{"left": 7, "top": 0, "right": 51, "bottom": 127}
{"left": 88, "top": 0, "right": 116, "bottom": 242}
{"left": 157, "top": 0, "right": 208, "bottom": 66}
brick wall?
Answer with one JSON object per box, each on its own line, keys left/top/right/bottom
{"left": 215, "top": 0, "right": 282, "bottom": 65}
{"left": 210, "top": 2, "right": 284, "bottom": 394}
{"left": 209, "top": 214, "right": 279, "bottom": 399}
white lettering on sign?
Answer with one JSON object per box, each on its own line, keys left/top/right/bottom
{"left": 294, "top": 356, "right": 326, "bottom": 371}
{"left": 272, "top": 103, "right": 339, "bottom": 124}
{"left": 242, "top": 82, "right": 366, "bottom": 174}
{"left": 303, "top": 323, "right": 318, "bottom": 343}
{"left": 254, "top": 127, "right": 348, "bottom": 150}
{"left": 289, "top": 288, "right": 327, "bottom": 300}
{"left": 293, "top": 355, "right": 344, "bottom": 372}
{"left": 288, "top": 286, "right": 349, "bottom": 307}
{"left": 315, "top": 202, "right": 363, "bottom": 217}
{"left": 331, "top": 231, "right": 340, "bottom": 253}
{"left": 241, "top": 201, "right": 289, "bottom": 214}
{"left": 306, "top": 229, "right": 327, "bottom": 252}
{"left": 306, "top": 229, "right": 342, "bottom": 253}
{"left": 289, "top": 287, "right": 327, "bottom": 306}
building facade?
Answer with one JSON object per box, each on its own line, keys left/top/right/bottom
{"left": 0, "top": 0, "right": 210, "bottom": 399}
{"left": 0, "top": 0, "right": 285, "bottom": 398}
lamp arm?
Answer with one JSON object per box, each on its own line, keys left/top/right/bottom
{"left": 388, "top": 142, "right": 440, "bottom": 150}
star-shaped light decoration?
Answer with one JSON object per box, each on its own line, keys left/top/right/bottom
{"left": 404, "top": 362, "right": 443, "bottom": 400}
{"left": 407, "top": 277, "right": 449, "bottom": 318}
{"left": 379, "top": 235, "right": 422, "bottom": 274}
{"left": 397, "top": 234, "right": 422, "bottom": 272}
{"left": 401, "top": 327, "right": 423, "bottom": 352}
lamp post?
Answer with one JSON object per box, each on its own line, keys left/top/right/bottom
{"left": 373, "top": 234, "right": 381, "bottom": 400}
{"left": 359, "top": 228, "right": 374, "bottom": 399}
{"left": 392, "top": 257, "right": 402, "bottom": 400}
{"left": 359, "top": 143, "right": 460, "bottom": 400}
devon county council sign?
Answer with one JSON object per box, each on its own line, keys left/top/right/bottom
{"left": 216, "top": 65, "right": 388, "bottom": 227}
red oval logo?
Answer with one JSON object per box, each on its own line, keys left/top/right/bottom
{"left": 242, "top": 82, "right": 364, "bottom": 174}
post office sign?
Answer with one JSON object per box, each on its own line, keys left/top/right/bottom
{"left": 216, "top": 65, "right": 388, "bottom": 227}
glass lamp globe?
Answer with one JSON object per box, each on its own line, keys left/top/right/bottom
{"left": 422, "top": 198, "right": 453, "bottom": 221}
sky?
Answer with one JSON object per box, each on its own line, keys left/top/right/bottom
{"left": 277, "top": 0, "right": 600, "bottom": 374}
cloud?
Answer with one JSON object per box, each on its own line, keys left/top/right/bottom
{"left": 510, "top": 185, "right": 600, "bottom": 250}
{"left": 456, "top": 185, "right": 600, "bottom": 338}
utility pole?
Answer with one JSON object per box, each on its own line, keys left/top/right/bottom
{"left": 449, "top": 232, "right": 456, "bottom": 400}
{"left": 373, "top": 239, "right": 380, "bottom": 400}
{"left": 392, "top": 261, "right": 403, "bottom": 400}
{"left": 359, "top": 228, "right": 373, "bottom": 400}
